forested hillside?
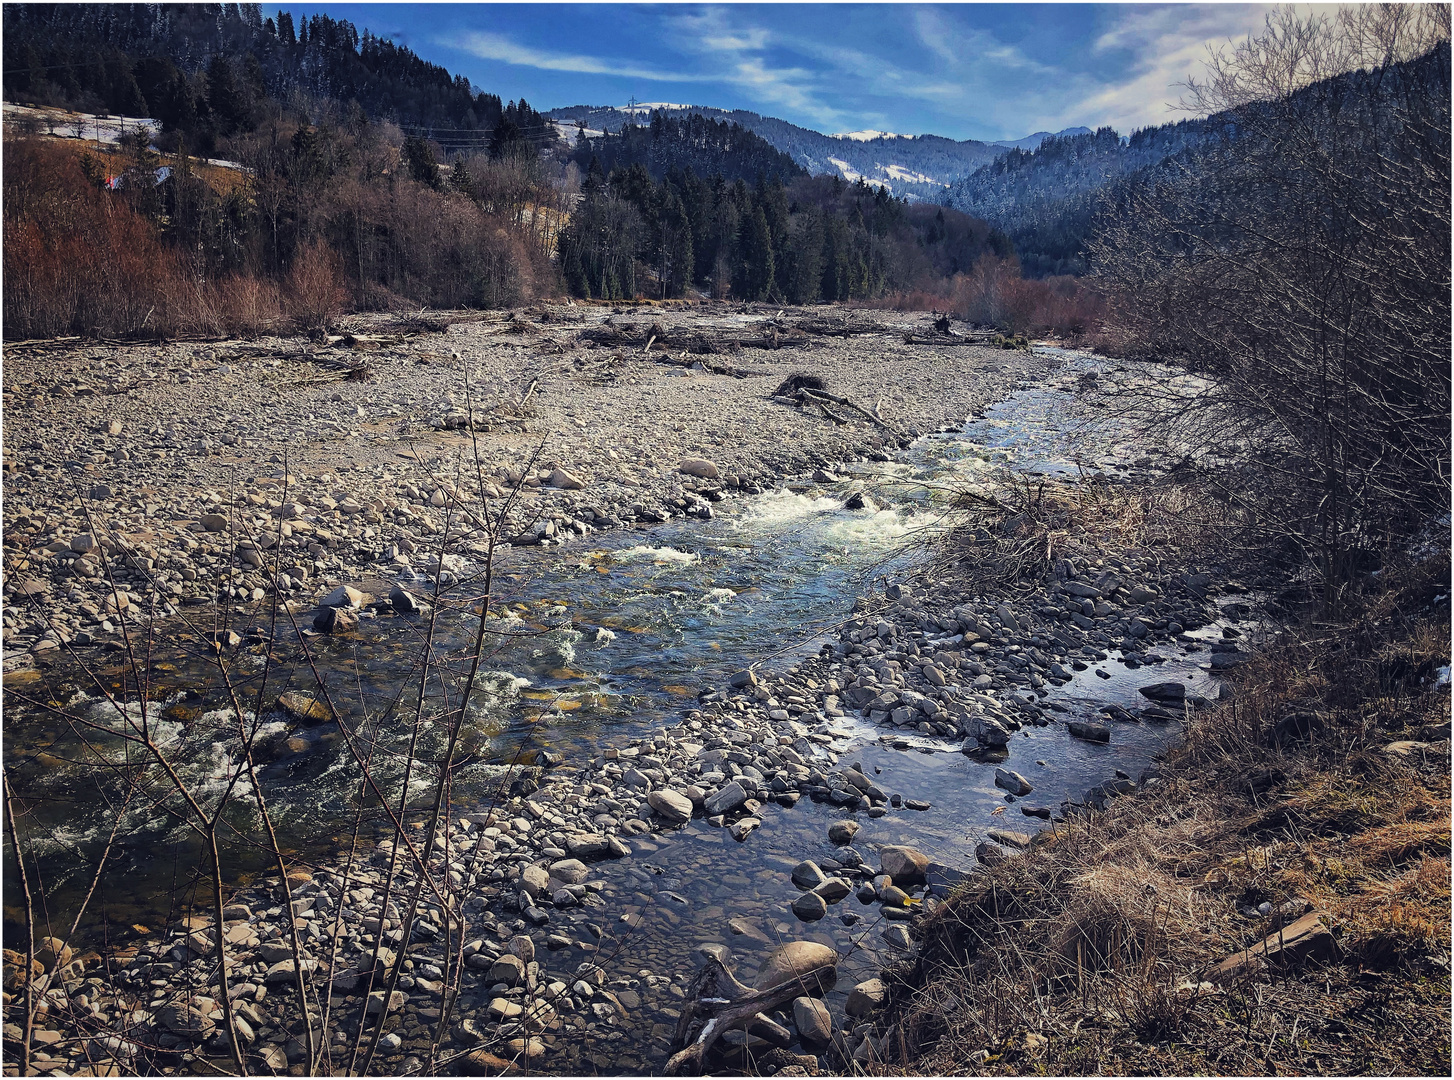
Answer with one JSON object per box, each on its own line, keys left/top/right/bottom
{"left": 570, "top": 112, "right": 806, "bottom": 188}
{"left": 2, "top": 3, "right": 550, "bottom": 156}
{"left": 560, "top": 160, "right": 1012, "bottom": 303}
{"left": 2, "top": 3, "right": 562, "bottom": 338}
{"left": 942, "top": 122, "right": 1211, "bottom": 276}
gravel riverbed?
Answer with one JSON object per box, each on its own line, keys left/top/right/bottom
{"left": 2, "top": 303, "right": 1046, "bottom": 653}
{"left": 2, "top": 305, "right": 1253, "bottom": 1076}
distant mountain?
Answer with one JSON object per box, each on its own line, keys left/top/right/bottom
{"left": 991, "top": 127, "right": 1092, "bottom": 151}
{"left": 549, "top": 104, "right": 1087, "bottom": 200}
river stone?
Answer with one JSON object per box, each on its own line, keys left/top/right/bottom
{"left": 388, "top": 586, "right": 422, "bottom": 614}
{"left": 1138, "top": 681, "right": 1186, "bottom": 702}
{"left": 647, "top": 789, "right": 693, "bottom": 823}
{"left": 1067, "top": 720, "right": 1111, "bottom": 743}
{"left": 792, "top": 996, "right": 833, "bottom": 1047}
{"left": 679, "top": 457, "right": 721, "bottom": 479}
{"left": 792, "top": 891, "right": 828, "bottom": 921}
{"left": 508, "top": 935, "right": 535, "bottom": 964}
{"left": 827, "top": 820, "right": 860, "bottom": 845}
{"left": 986, "top": 828, "right": 1034, "bottom": 849}
{"left": 549, "top": 467, "right": 585, "bottom": 490}
{"left": 883, "top": 924, "right": 914, "bottom": 951}
{"left": 489, "top": 954, "right": 525, "bottom": 987}
{"left": 753, "top": 942, "right": 838, "bottom": 994}
{"left": 156, "top": 1002, "right": 214, "bottom": 1038}
{"left": 519, "top": 865, "right": 550, "bottom": 898}
{"left": 846, "top": 978, "right": 886, "bottom": 1017}
{"left": 34, "top": 937, "right": 72, "bottom": 974}
{"left": 488, "top": 997, "right": 524, "bottom": 1021}
{"left": 314, "top": 606, "right": 358, "bottom": 634}
{"left": 705, "top": 781, "right": 748, "bottom": 816}
{"left": 730, "top": 816, "right": 761, "bottom": 841}
{"left": 264, "top": 958, "right": 318, "bottom": 984}
{"left": 548, "top": 858, "right": 589, "bottom": 885}
{"left": 321, "top": 584, "right": 365, "bottom": 608}
{"left": 879, "top": 845, "right": 931, "bottom": 885}
{"left": 365, "top": 990, "right": 407, "bottom": 1016}
{"left": 565, "top": 833, "right": 625, "bottom": 859}
{"left": 813, "top": 877, "right": 852, "bottom": 904}
{"left": 791, "top": 861, "right": 828, "bottom": 889}
{"left": 994, "top": 768, "right": 1032, "bottom": 796}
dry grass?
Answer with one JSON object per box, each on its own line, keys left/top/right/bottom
{"left": 877, "top": 557, "right": 1450, "bottom": 1077}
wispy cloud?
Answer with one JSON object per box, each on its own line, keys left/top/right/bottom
{"left": 450, "top": 31, "right": 707, "bottom": 83}
{"left": 1071, "top": 4, "right": 1275, "bottom": 130}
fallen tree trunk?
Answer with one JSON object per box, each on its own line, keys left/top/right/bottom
{"left": 901, "top": 332, "right": 996, "bottom": 346}
{"left": 797, "top": 386, "right": 894, "bottom": 430}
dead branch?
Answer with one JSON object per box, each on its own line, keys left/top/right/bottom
{"left": 667, "top": 955, "right": 837, "bottom": 1075}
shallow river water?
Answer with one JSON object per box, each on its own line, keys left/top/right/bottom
{"left": 3, "top": 348, "right": 1247, "bottom": 1072}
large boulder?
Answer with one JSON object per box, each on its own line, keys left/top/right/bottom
{"left": 791, "top": 892, "right": 828, "bottom": 921}
{"left": 753, "top": 941, "right": 838, "bottom": 994}
{"left": 994, "top": 768, "right": 1032, "bottom": 796}
{"left": 647, "top": 789, "right": 693, "bottom": 824}
{"left": 1138, "top": 681, "right": 1186, "bottom": 702}
{"left": 879, "top": 845, "right": 931, "bottom": 885}
{"left": 549, "top": 468, "right": 586, "bottom": 490}
{"left": 321, "top": 584, "right": 366, "bottom": 608}
{"left": 705, "top": 781, "right": 748, "bottom": 816}
{"left": 792, "top": 996, "right": 833, "bottom": 1047}
{"left": 679, "top": 458, "right": 721, "bottom": 479}
{"left": 791, "top": 861, "right": 828, "bottom": 889}
{"left": 845, "top": 978, "right": 886, "bottom": 1018}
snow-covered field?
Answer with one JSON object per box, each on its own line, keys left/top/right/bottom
{"left": 3, "top": 103, "right": 246, "bottom": 171}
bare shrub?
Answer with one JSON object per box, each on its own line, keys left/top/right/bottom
{"left": 286, "top": 238, "right": 346, "bottom": 334}
{"left": 216, "top": 273, "right": 283, "bottom": 336}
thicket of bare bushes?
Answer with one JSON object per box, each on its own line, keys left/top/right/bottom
{"left": 879, "top": 255, "right": 1104, "bottom": 339}
{"left": 2, "top": 107, "right": 557, "bottom": 339}
{"left": 1089, "top": 5, "right": 1451, "bottom": 610}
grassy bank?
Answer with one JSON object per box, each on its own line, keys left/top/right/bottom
{"left": 874, "top": 553, "right": 1451, "bottom": 1076}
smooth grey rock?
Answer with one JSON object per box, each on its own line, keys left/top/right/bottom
{"left": 705, "top": 781, "right": 748, "bottom": 816}
{"left": 792, "top": 996, "right": 833, "bottom": 1047}
{"left": 879, "top": 845, "right": 930, "bottom": 885}
{"left": 994, "top": 768, "right": 1032, "bottom": 796}
{"left": 647, "top": 789, "right": 693, "bottom": 823}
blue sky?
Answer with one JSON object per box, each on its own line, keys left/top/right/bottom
{"left": 268, "top": 3, "right": 1275, "bottom": 142}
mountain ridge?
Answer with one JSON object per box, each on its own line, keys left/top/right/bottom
{"left": 547, "top": 102, "right": 1090, "bottom": 199}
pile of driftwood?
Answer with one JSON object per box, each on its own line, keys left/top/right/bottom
{"left": 576, "top": 319, "right": 812, "bottom": 354}
{"left": 771, "top": 373, "right": 894, "bottom": 431}
{"left": 282, "top": 348, "right": 374, "bottom": 385}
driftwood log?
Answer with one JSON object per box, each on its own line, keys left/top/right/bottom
{"left": 667, "top": 954, "right": 838, "bottom": 1075}
{"left": 901, "top": 332, "right": 996, "bottom": 346}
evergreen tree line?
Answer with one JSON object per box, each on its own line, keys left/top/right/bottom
{"left": 559, "top": 114, "right": 1012, "bottom": 302}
